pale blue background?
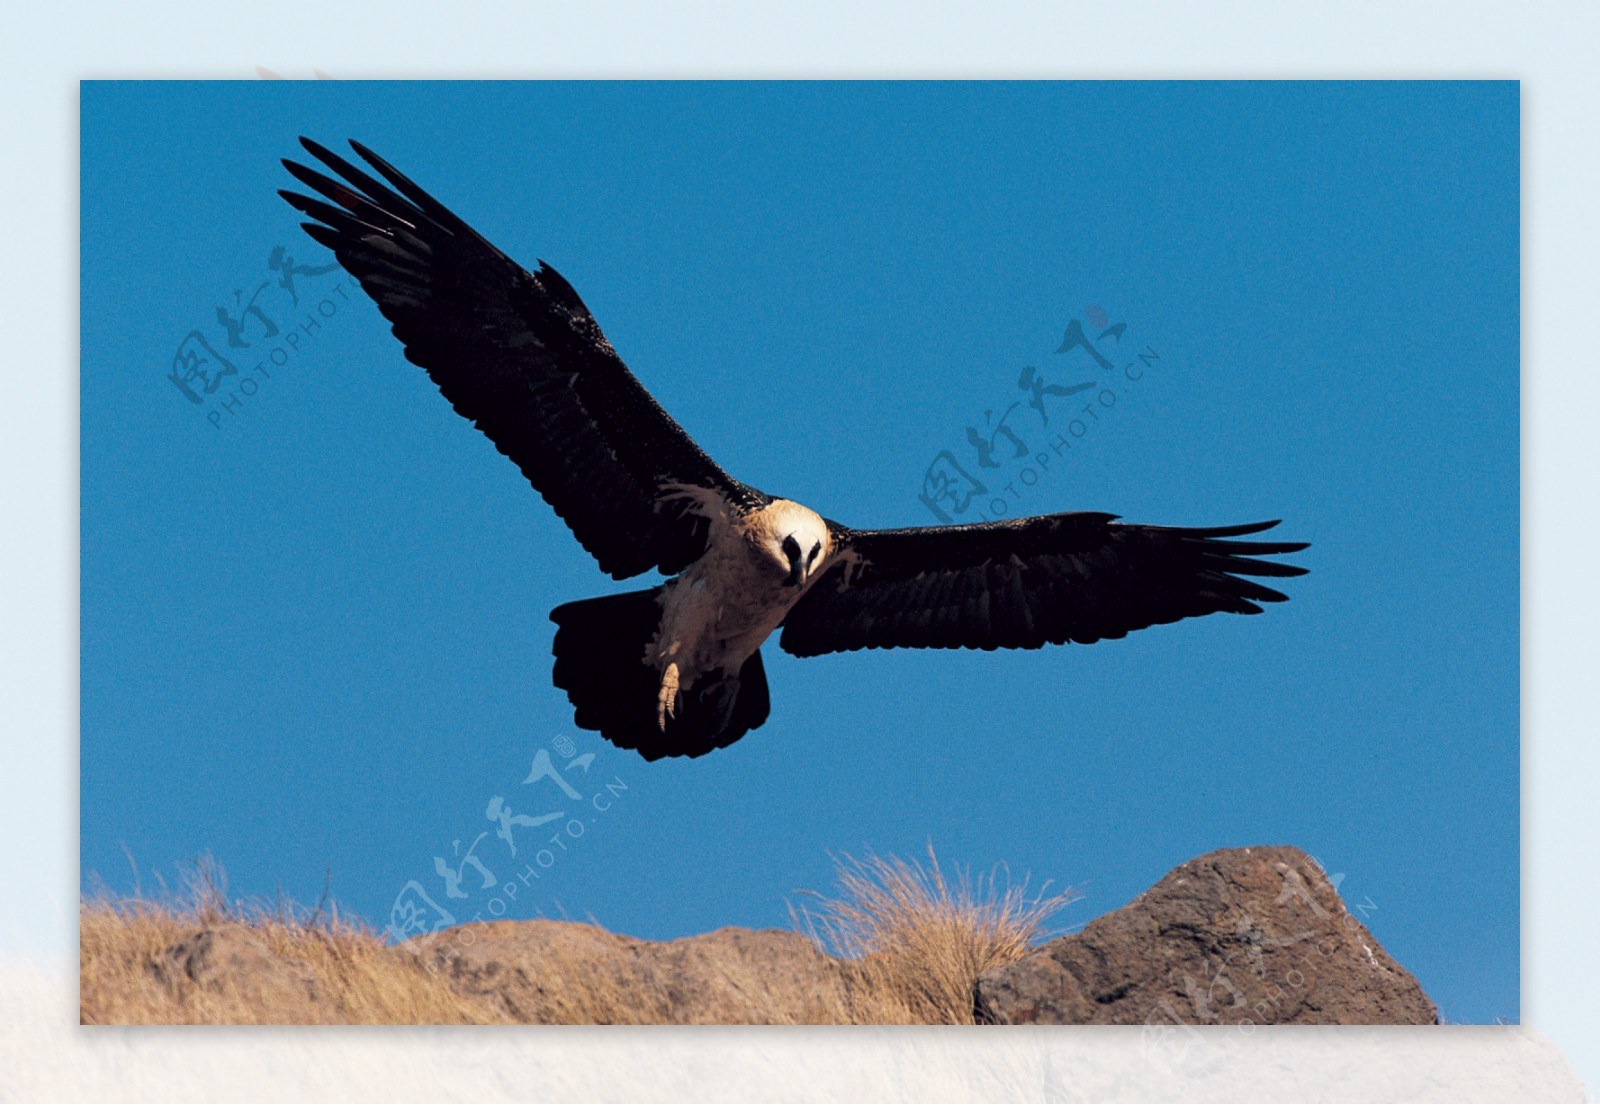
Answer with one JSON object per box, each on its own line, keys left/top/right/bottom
{"left": 79, "top": 81, "right": 1518, "bottom": 1023}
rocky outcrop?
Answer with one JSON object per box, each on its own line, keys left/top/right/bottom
{"left": 150, "top": 926, "right": 320, "bottom": 1009}
{"left": 974, "top": 845, "right": 1436, "bottom": 1025}
{"left": 417, "top": 920, "right": 861, "bottom": 1024}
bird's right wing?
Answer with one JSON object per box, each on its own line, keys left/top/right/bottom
{"left": 279, "top": 138, "right": 763, "bottom": 580}
{"left": 780, "top": 513, "right": 1308, "bottom": 656}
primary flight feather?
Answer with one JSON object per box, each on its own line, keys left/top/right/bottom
{"left": 280, "top": 138, "right": 1309, "bottom": 762}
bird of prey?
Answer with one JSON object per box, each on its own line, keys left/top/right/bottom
{"left": 279, "top": 138, "right": 1309, "bottom": 762}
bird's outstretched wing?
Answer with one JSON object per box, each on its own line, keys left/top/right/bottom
{"left": 279, "top": 138, "right": 764, "bottom": 580}
{"left": 779, "top": 514, "right": 1308, "bottom": 656}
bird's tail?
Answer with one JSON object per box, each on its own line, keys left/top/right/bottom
{"left": 549, "top": 588, "right": 771, "bottom": 761}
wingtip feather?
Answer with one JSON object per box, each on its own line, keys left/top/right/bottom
{"left": 299, "top": 135, "right": 337, "bottom": 161}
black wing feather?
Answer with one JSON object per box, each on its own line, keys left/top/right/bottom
{"left": 281, "top": 138, "right": 764, "bottom": 579}
{"left": 780, "top": 514, "right": 1307, "bottom": 656}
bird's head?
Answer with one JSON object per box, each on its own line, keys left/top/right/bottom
{"left": 753, "top": 500, "right": 831, "bottom": 589}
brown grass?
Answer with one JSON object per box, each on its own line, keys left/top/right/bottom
{"left": 80, "top": 849, "right": 1073, "bottom": 1025}
{"left": 80, "top": 856, "right": 506, "bottom": 1025}
{"left": 795, "top": 845, "right": 1078, "bottom": 1023}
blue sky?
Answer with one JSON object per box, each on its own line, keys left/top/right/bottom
{"left": 80, "top": 81, "right": 1518, "bottom": 1023}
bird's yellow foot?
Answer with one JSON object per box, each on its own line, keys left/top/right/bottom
{"left": 656, "top": 662, "right": 681, "bottom": 731}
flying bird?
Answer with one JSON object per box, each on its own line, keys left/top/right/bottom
{"left": 279, "top": 138, "right": 1309, "bottom": 762}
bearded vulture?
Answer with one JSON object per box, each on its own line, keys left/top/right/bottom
{"left": 278, "top": 138, "right": 1309, "bottom": 762}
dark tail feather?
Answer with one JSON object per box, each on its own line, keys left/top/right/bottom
{"left": 549, "top": 589, "right": 771, "bottom": 761}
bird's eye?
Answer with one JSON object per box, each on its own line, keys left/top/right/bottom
{"left": 781, "top": 536, "right": 801, "bottom": 562}
{"left": 808, "top": 542, "right": 821, "bottom": 565}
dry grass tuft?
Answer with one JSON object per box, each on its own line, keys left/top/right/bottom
{"left": 80, "top": 856, "right": 508, "bottom": 1025}
{"left": 795, "top": 845, "right": 1078, "bottom": 1023}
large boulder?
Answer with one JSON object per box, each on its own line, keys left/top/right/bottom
{"left": 975, "top": 845, "right": 1436, "bottom": 1025}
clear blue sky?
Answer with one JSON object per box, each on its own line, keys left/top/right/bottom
{"left": 81, "top": 81, "right": 1518, "bottom": 1023}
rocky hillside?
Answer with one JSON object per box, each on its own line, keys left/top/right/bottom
{"left": 978, "top": 845, "right": 1435, "bottom": 1024}
{"left": 81, "top": 845, "right": 1435, "bottom": 1025}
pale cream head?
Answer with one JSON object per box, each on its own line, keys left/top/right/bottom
{"left": 749, "top": 499, "right": 832, "bottom": 588}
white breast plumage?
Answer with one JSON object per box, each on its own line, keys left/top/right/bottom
{"left": 648, "top": 499, "right": 831, "bottom": 727}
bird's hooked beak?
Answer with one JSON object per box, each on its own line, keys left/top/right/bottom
{"left": 781, "top": 534, "right": 808, "bottom": 588}
{"left": 784, "top": 537, "right": 806, "bottom": 588}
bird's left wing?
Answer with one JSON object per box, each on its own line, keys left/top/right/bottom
{"left": 779, "top": 513, "right": 1307, "bottom": 656}
{"left": 279, "top": 138, "right": 763, "bottom": 580}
